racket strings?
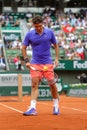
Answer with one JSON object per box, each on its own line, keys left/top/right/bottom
{"left": 41, "top": 72, "right": 58, "bottom": 85}
{"left": 48, "top": 73, "right": 58, "bottom": 85}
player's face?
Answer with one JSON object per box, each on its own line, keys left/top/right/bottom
{"left": 33, "top": 23, "right": 43, "bottom": 34}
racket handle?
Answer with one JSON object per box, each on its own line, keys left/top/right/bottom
{"left": 53, "top": 63, "right": 56, "bottom": 68}
{"left": 30, "top": 66, "right": 36, "bottom": 70}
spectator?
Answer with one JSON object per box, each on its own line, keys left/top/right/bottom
{"left": 76, "top": 73, "right": 87, "bottom": 83}
{"left": 0, "top": 55, "right": 6, "bottom": 69}
{"left": 0, "top": 39, "right": 3, "bottom": 55}
{"left": 70, "top": 14, "right": 77, "bottom": 26}
{"left": 76, "top": 43, "right": 85, "bottom": 60}
{"left": 13, "top": 55, "right": 24, "bottom": 70}
{"left": 11, "top": 38, "right": 22, "bottom": 49}
{"left": 72, "top": 52, "right": 81, "bottom": 60}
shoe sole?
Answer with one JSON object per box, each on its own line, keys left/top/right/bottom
{"left": 23, "top": 112, "right": 37, "bottom": 116}
{"left": 53, "top": 111, "right": 60, "bottom": 115}
{"left": 53, "top": 113, "right": 60, "bottom": 115}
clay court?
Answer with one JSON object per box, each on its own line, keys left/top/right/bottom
{"left": 0, "top": 95, "right": 87, "bottom": 130}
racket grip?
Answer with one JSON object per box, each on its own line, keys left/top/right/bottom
{"left": 53, "top": 63, "right": 56, "bottom": 68}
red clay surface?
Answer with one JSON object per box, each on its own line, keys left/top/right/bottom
{"left": 0, "top": 95, "right": 87, "bottom": 130}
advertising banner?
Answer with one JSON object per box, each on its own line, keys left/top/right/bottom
{"left": 67, "top": 84, "right": 87, "bottom": 97}
{"left": 0, "top": 74, "right": 31, "bottom": 87}
{"left": 0, "top": 74, "right": 62, "bottom": 100}
{"left": 56, "top": 60, "right": 87, "bottom": 70}
{"left": 2, "top": 27, "right": 21, "bottom": 40}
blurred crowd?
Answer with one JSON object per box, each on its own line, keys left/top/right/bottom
{"left": 26, "top": 8, "right": 87, "bottom": 60}
{"left": 0, "top": 8, "right": 87, "bottom": 71}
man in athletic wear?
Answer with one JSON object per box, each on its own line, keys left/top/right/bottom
{"left": 21, "top": 15, "right": 60, "bottom": 115}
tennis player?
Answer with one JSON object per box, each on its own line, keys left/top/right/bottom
{"left": 21, "top": 15, "right": 60, "bottom": 115}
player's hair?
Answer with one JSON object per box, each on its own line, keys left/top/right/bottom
{"left": 32, "top": 15, "right": 43, "bottom": 24}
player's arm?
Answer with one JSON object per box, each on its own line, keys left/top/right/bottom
{"left": 21, "top": 45, "right": 27, "bottom": 58}
{"left": 21, "top": 45, "right": 30, "bottom": 68}
{"left": 53, "top": 43, "right": 59, "bottom": 67}
{"left": 51, "top": 29, "right": 59, "bottom": 67}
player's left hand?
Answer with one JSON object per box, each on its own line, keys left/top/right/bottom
{"left": 54, "top": 58, "right": 59, "bottom": 68}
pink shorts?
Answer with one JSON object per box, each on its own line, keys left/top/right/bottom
{"left": 30, "top": 64, "right": 54, "bottom": 81}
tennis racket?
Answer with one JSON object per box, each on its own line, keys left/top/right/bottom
{"left": 30, "top": 66, "right": 58, "bottom": 85}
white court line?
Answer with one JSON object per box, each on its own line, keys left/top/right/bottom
{"left": 0, "top": 102, "right": 87, "bottom": 114}
{"left": 38, "top": 102, "right": 87, "bottom": 113}
{"left": 0, "top": 103, "right": 23, "bottom": 113}
{"left": 62, "top": 106, "right": 87, "bottom": 113}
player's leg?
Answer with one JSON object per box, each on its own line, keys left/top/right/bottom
{"left": 29, "top": 64, "right": 42, "bottom": 109}
{"left": 50, "top": 83, "right": 60, "bottom": 115}
{"left": 30, "top": 77, "right": 40, "bottom": 106}
{"left": 23, "top": 77, "right": 40, "bottom": 116}
{"left": 45, "top": 64, "right": 60, "bottom": 115}
{"left": 23, "top": 65, "right": 41, "bottom": 116}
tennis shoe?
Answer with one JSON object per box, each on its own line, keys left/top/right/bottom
{"left": 53, "top": 107, "right": 60, "bottom": 115}
{"left": 23, "top": 107, "right": 37, "bottom": 116}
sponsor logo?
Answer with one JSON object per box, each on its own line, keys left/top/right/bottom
{"left": 38, "top": 88, "right": 51, "bottom": 97}
{"left": 68, "top": 88, "right": 87, "bottom": 97}
{"left": 73, "top": 61, "right": 87, "bottom": 69}
{"left": 58, "top": 63, "right": 65, "bottom": 69}
{"left": 5, "top": 34, "right": 19, "bottom": 40}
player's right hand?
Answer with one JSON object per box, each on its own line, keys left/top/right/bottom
{"left": 25, "top": 62, "right": 30, "bottom": 69}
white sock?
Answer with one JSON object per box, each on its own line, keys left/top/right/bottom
{"left": 30, "top": 100, "right": 36, "bottom": 109}
{"left": 53, "top": 99, "right": 59, "bottom": 109}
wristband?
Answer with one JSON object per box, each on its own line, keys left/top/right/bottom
{"left": 24, "top": 57, "right": 29, "bottom": 63}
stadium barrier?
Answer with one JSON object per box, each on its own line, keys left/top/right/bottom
{"left": 67, "top": 83, "right": 87, "bottom": 98}
{"left": 0, "top": 73, "right": 63, "bottom": 101}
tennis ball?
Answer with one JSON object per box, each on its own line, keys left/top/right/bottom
{"left": 44, "top": 66, "right": 48, "bottom": 71}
